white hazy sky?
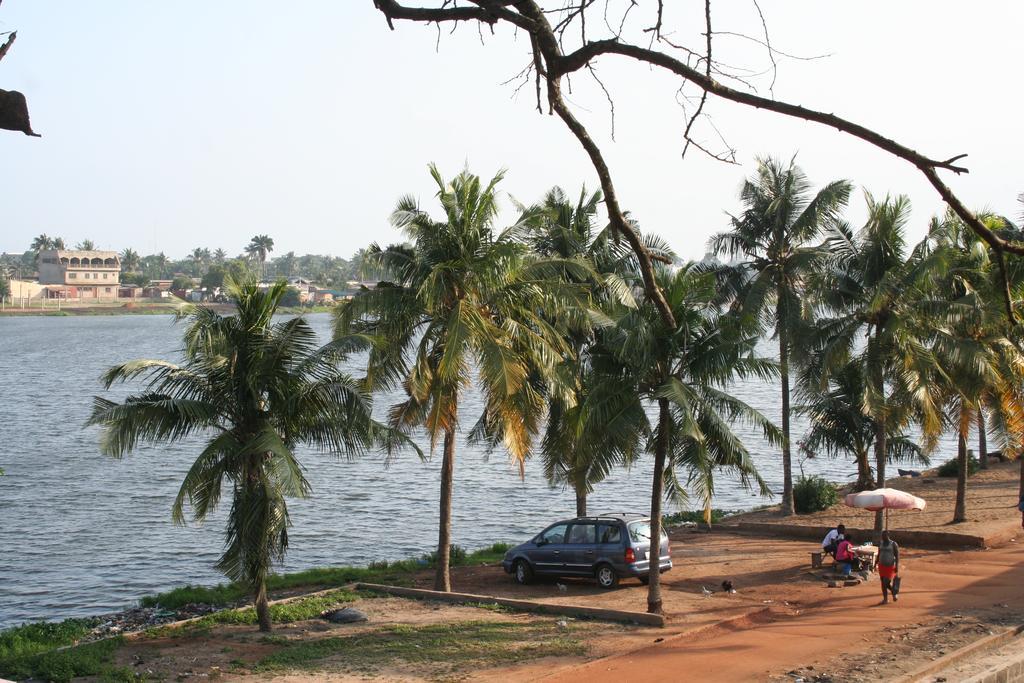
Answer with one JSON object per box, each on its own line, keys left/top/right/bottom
{"left": 1, "top": 2, "right": 1021, "bottom": 260}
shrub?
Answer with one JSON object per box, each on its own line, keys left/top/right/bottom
{"left": 794, "top": 475, "right": 839, "bottom": 514}
{"left": 937, "top": 454, "right": 980, "bottom": 478}
{"left": 663, "top": 509, "right": 729, "bottom": 526}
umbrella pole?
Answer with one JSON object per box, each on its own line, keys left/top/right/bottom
{"left": 885, "top": 507, "right": 889, "bottom": 532}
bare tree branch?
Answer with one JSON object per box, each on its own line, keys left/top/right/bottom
{"left": 0, "top": 30, "right": 15, "bottom": 64}
{"left": 371, "top": 0, "right": 1024, "bottom": 325}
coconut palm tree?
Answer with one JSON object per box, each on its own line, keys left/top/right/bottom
{"left": 923, "top": 211, "right": 1024, "bottom": 522}
{"left": 335, "top": 164, "right": 585, "bottom": 592}
{"left": 87, "top": 278, "right": 408, "bottom": 631}
{"left": 30, "top": 234, "right": 54, "bottom": 265}
{"left": 30, "top": 234, "right": 53, "bottom": 252}
{"left": 76, "top": 239, "right": 96, "bottom": 250}
{"left": 52, "top": 237, "right": 66, "bottom": 250}
{"left": 811, "top": 193, "right": 945, "bottom": 533}
{"left": 709, "top": 157, "right": 851, "bottom": 515}
{"left": 524, "top": 186, "right": 659, "bottom": 515}
{"left": 797, "top": 359, "right": 925, "bottom": 490}
{"left": 246, "top": 235, "right": 275, "bottom": 280}
{"left": 214, "top": 248, "right": 227, "bottom": 264}
{"left": 599, "top": 263, "right": 776, "bottom": 614}
{"left": 120, "top": 248, "right": 141, "bottom": 273}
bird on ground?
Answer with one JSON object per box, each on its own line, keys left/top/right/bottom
{"left": 701, "top": 586, "right": 713, "bottom": 598}
{"left": 722, "top": 580, "right": 735, "bottom": 593}
{"left": 556, "top": 583, "right": 567, "bottom": 593}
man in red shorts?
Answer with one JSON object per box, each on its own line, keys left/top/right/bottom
{"left": 877, "top": 530, "right": 900, "bottom": 604}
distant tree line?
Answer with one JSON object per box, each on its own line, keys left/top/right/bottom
{"left": 1, "top": 234, "right": 372, "bottom": 291}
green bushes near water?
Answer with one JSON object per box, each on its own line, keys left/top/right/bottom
{"left": 937, "top": 455, "right": 981, "bottom": 478}
{"left": 663, "top": 509, "right": 730, "bottom": 526}
{"left": 794, "top": 475, "right": 839, "bottom": 514}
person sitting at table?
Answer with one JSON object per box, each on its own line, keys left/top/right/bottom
{"left": 835, "top": 535, "right": 856, "bottom": 576}
{"left": 821, "top": 524, "right": 846, "bottom": 560}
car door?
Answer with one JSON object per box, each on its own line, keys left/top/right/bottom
{"left": 564, "top": 522, "right": 598, "bottom": 575}
{"left": 597, "top": 522, "right": 624, "bottom": 568}
{"left": 531, "top": 523, "right": 569, "bottom": 575}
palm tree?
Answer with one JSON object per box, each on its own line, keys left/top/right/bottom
{"left": 811, "top": 193, "right": 944, "bottom": 533}
{"left": 602, "top": 264, "right": 776, "bottom": 614}
{"left": 277, "top": 251, "right": 297, "bottom": 279}
{"left": 709, "top": 157, "right": 851, "bottom": 515}
{"left": 214, "top": 248, "right": 227, "bottom": 264}
{"left": 30, "top": 234, "right": 53, "bottom": 265}
{"left": 246, "top": 235, "right": 275, "bottom": 280}
{"left": 924, "top": 211, "right": 1024, "bottom": 522}
{"left": 797, "top": 359, "right": 925, "bottom": 490}
{"left": 76, "top": 239, "right": 96, "bottom": 250}
{"left": 120, "top": 248, "right": 141, "bottom": 273}
{"left": 336, "top": 164, "right": 583, "bottom": 591}
{"left": 52, "top": 237, "right": 66, "bottom": 250}
{"left": 87, "top": 278, "right": 408, "bottom": 631}
{"left": 525, "top": 186, "right": 653, "bottom": 515}
{"left": 30, "top": 234, "right": 53, "bottom": 252}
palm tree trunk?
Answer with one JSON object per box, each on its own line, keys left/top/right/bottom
{"left": 434, "top": 425, "right": 457, "bottom": 592}
{"left": 873, "top": 416, "right": 887, "bottom": 539}
{"left": 255, "top": 577, "right": 271, "bottom": 632}
{"left": 647, "top": 398, "right": 670, "bottom": 615}
{"left": 779, "top": 332, "right": 795, "bottom": 516}
{"left": 977, "top": 409, "right": 988, "bottom": 470}
{"left": 953, "top": 431, "right": 968, "bottom": 523}
{"left": 855, "top": 449, "right": 873, "bottom": 491}
{"left": 575, "top": 486, "right": 587, "bottom": 517}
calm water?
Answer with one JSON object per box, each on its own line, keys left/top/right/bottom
{"left": 0, "top": 314, "right": 956, "bottom": 628}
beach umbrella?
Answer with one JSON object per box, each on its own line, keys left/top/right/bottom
{"left": 844, "top": 487, "right": 926, "bottom": 530}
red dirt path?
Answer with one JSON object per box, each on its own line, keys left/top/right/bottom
{"left": 534, "top": 538, "right": 1024, "bottom": 682}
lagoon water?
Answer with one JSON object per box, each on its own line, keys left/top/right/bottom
{"left": 0, "top": 314, "right": 957, "bottom": 628}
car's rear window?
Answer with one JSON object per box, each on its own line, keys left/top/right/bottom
{"left": 627, "top": 520, "right": 668, "bottom": 544}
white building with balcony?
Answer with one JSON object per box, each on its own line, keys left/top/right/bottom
{"left": 37, "top": 249, "right": 121, "bottom": 300}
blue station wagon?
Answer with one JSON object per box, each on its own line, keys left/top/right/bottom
{"left": 501, "top": 513, "right": 672, "bottom": 589}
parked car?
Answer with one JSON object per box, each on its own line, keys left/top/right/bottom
{"left": 501, "top": 513, "right": 672, "bottom": 589}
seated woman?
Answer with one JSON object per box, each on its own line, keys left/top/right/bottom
{"left": 835, "top": 535, "right": 856, "bottom": 576}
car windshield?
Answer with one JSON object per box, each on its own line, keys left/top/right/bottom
{"left": 627, "top": 520, "right": 668, "bottom": 544}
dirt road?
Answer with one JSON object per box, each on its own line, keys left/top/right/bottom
{"left": 539, "top": 539, "right": 1024, "bottom": 682}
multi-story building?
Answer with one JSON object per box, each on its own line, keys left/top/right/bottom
{"left": 37, "top": 249, "right": 121, "bottom": 300}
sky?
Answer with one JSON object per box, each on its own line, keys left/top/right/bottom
{"left": 1, "top": 2, "right": 1021, "bottom": 261}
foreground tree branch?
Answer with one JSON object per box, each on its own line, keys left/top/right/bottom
{"left": 0, "top": 19, "right": 39, "bottom": 136}
{"left": 371, "top": 0, "right": 1023, "bottom": 324}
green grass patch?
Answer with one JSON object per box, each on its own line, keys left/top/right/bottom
{"left": 145, "top": 589, "right": 358, "bottom": 638}
{"left": 142, "top": 542, "right": 513, "bottom": 610}
{"left": 0, "top": 618, "right": 98, "bottom": 663}
{"left": 254, "top": 620, "right": 587, "bottom": 674}
{"left": 0, "top": 634, "right": 131, "bottom": 683}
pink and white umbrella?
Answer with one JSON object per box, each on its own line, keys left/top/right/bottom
{"left": 844, "top": 488, "right": 926, "bottom": 529}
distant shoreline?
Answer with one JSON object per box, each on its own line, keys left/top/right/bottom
{"left": 0, "top": 304, "right": 336, "bottom": 317}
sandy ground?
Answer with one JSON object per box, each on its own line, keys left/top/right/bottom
{"left": 534, "top": 531, "right": 1024, "bottom": 682}
{"left": 730, "top": 460, "right": 1023, "bottom": 539}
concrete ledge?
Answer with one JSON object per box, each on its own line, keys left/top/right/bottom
{"left": 717, "top": 522, "right": 1003, "bottom": 550}
{"left": 354, "top": 583, "right": 665, "bottom": 627}
{"left": 894, "top": 623, "right": 1024, "bottom": 683}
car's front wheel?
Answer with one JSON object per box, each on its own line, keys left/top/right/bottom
{"left": 513, "top": 559, "right": 533, "bottom": 585}
{"left": 596, "top": 563, "right": 619, "bottom": 589}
